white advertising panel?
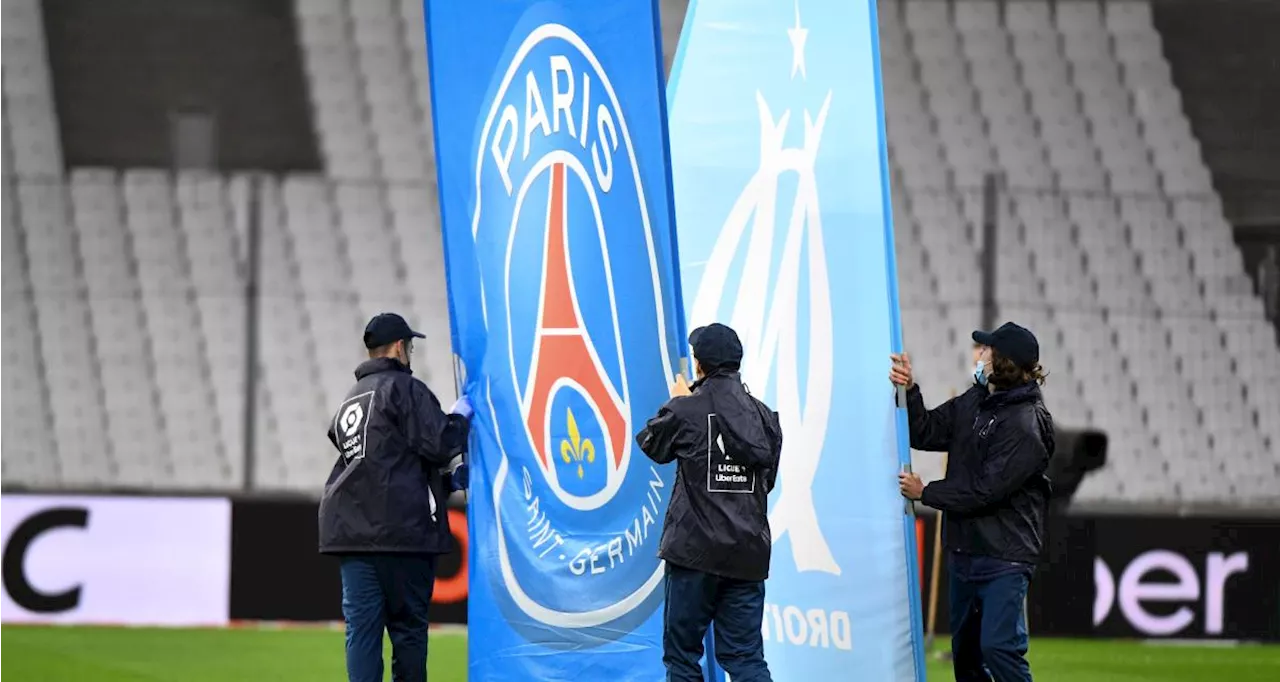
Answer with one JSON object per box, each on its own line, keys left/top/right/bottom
{"left": 1, "top": 495, "right": 231, "bottom": 626}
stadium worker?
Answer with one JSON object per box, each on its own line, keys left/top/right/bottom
{"left": 318, "top": 313, "right": 475, "bottom": 682}
{"left": 892, "top": 322, "right": 1054, "bottom": 682}
{"left": 636, "top": 323, "right": 783, "bottom": 682}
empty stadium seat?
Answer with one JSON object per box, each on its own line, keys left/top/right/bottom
{"left": 2, "top": 0, "right": 62, "bottom": 177}
{"left": 69, "top": 169, "right": 170, "bottom": 487}
{"left": 297, "top": 0, "right": 435, "bottom": 182}
{"left": 14, "top": 180, "right": 114, "bottom": 486}
{"left": 1, "top": 174, "right": 59, "bottom": 486}
{"left": 122, "top": 171, "right": 231, "bottom": 488}
{"left": 175, "top": 172, "right": 248, "bottom": 487}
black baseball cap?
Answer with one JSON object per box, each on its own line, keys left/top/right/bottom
{"left": 689, "top": 323, "right": 743, "bottom": 371}
{"left": 972, "top": 322, "right": 1039, "bottom": 368}
{"left": 363, "top": 313, "right": 425, "bottom": 349}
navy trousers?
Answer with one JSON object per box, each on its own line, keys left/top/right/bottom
{"left": 949, "top": 568, "right": 1033, "bottom": 682}
{"left": 340, "top": 554, "right": 438, "bottom": 682}
{"left": 663, "top": 563, "right": 772, "bottom": 682}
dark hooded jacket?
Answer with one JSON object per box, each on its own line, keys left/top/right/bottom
{"left": 636, "top": 370, "right": 782, "bottom": 581}
{"left": 910, "top": 381, "right": 1055, "bottom": 565}
{"left": 318, "top": 357, "right": 469, "bottom": 555}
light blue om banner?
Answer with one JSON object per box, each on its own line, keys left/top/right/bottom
{"left": 667, "top": 1, "right": 926, "bottom": 680}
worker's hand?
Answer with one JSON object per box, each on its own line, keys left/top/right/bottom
{"left": 898, "top": 472, "right": 924, "bottom": 501}
{"left": 445, "top": 456, "right": 469, "bottom": 492}
{"left": 450, "top": 395, "right": 474, "bottom": 420}
{"left": 448, "top": 464, "right": 469, "bottom": 492}
{"left": 889, "top": 353, "right": 915, "bottom": 390}
{"left": 670, "top": 373, "right": 692, "bottom": 398}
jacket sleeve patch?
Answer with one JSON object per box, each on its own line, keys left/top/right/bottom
{"left": 334, "top": 391, "right": 376, "bottom": 462}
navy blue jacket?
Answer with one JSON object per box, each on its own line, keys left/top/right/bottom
{"left": 909, "top": 382, "right": 1055, "bottom": 565}
{"left": 318, "top": 358, "right": 469, "bottom": 555}
{"left": 636, "top": 371, "right": 782, "bottom": 581}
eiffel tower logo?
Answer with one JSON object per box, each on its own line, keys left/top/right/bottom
{"left": 524, "top": 163, "right": 628, "bottom": 498}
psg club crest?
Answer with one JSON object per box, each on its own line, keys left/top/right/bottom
{"left": 469, "top": 22, "right": 679, "bottom": 642}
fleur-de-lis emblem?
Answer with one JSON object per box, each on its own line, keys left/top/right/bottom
{"left": 559, "top": 408, "right": 596, "bottom": 479}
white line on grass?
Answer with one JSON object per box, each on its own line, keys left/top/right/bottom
{"left": 1142, "top": 639, "right": 1243, "bottom": 648}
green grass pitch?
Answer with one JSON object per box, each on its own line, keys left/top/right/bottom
{"left": 3, "top": 625, "right": 1277, "bottom": 680}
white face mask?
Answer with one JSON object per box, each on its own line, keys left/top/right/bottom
{"left": 399, "top": 340, "right": 413, "bottom": 372}
{"left": 973, "top": 360, "right": 988, "bottom": 386}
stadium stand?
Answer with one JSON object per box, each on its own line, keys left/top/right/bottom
{"left": 1, "top": 0, "right": 1277, "bottom": 506}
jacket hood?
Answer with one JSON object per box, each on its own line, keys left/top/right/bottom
{"left": 355, "top": 357, "right": 411, "bottom": 380}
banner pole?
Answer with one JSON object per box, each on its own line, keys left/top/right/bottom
{"left": 925, "top": 451, "right": 948, "bottom": 649}
{"left": 925, "top": 388, "right": 956, "bottom": 650}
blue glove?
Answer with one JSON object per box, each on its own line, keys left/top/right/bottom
{"left": 445, "top": 456, "right": 469, "bottom": 492}
{"left": 449, "top": 464, "right": 469, "bottom": 492}
{"left": 450, "top": 395, "right": 474, "bottom": 420}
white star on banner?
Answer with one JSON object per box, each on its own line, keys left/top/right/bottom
{"left": 787, "top": 0, "right": 808, "bottom": 80}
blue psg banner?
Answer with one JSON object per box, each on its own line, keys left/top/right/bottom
{"left": 667, "top": 1, "right": 925, "bottom": 680}
{"left": 422, "top": 1, "right": 683, "bottom": 680}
